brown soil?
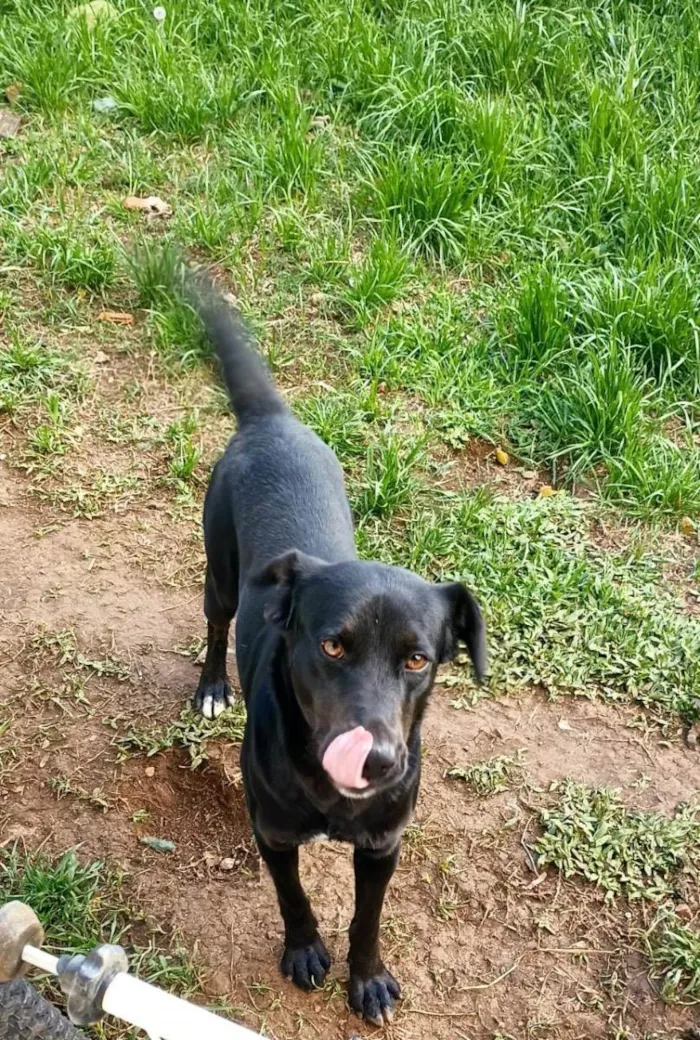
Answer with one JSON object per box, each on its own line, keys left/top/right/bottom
{"left": 1, "top": 428, "right": 699, "bottom": 1040}
{"left": 118, "top": 746, "right": 255, "bottom": 873}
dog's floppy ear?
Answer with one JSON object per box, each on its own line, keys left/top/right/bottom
{"left": 255, "top": 549, "right": 326, "bottom": 626}
{"left": 438, "top": 582, "right": 487, "bottom": 682}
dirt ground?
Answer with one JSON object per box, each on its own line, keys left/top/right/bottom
{"left": 1, "top": 439, "right": 699, "bottom": 1040}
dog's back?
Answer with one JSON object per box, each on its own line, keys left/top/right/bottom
{"left": 195, "top": 288, "right": 356, "bottom": 580}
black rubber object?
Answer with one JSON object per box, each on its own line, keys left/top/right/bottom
{"left": 0, "top": 979, "right": 87, "bottom": 1039}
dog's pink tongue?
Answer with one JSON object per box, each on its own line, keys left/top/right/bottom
{"left": 322, "top": 727, "right": 373, "bottom": 790}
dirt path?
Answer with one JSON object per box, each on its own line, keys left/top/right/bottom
{"left": 1, "top": 463, "right": 698, "bottom": 1040}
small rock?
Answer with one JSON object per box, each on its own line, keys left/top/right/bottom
{"left": 219, "top": 857, "right": 236, "bottom": 872}
{"left": 0, "top": 109, "right": 21, "bottom": 139}
{"left": 140, "top": 836, "right": 176, "bottom": 853}
{"left": 123, "top": 194, "right": 172, "bottom": 218}
{"left": 93, "top": 96, "right": 117, "bottom": 114}
{"left": 557, "top": 719, "right": 572, "bottom": 731}
{"left": 676, "top": 902, "right": 693, "bottom": 921}
{"left": 144, "top": 765, "right": 156, "bottom": 778}
{"left": 685, "top": 721, "right": 699, "bottom": 751}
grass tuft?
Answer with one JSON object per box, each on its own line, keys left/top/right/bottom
{"left": 644, "top": 911, "right": 700, "bottom": 1004}
{"left": 0, "top": 847, "right": 199, "bottom": 997}
{"left": 117, "top": 704, "right": 246, "bottom": 770}
{"left": 447, "top": 753, "right": 524, "bottom": 796}
{"left": 536, "top": 780, "right": 700, "bottom": 902}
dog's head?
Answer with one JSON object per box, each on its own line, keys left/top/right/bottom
{"left": 256, "top": 551, "right": 486, "bottom": 800}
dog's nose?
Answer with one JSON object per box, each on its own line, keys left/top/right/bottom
{"left": 362, "top": 745, "right": 398, "bottom": 782}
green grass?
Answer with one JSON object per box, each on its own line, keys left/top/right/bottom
{"left": 116, "top": 704, "right": 247, "bottom": 769}
{"left": 536, "top": 780, "right": 700, "bottom": 903}
{"left": 0, "top": 847, "right": 199, "bottom": 1035}
{"left": 447, "top": 752, "right": 524, "bottom": 796}
{"left": 644, "top": 911, "right": 700, "bottom": 1004}
{"left": 0, "top": 336, "right": 88, "bottom": 416}
{"left": 2, "top": 0, "right": 700, "bottom": 514}
{"left": 164, "top": 413, "right": 202, "bottom": 485}
{"left": 359, "top": 492, "right": 700, "bottom": 722}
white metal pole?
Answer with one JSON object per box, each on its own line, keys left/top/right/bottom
{"left": 22, "top": 945, "right": 59, "bottom": 975}
{"left": 20, "top": 944, "right": 261, "bottom": 1040}
{"left": 102, "top": 973, "right": 260, "bottom": 1040}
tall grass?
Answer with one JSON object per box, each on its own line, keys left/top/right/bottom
{"left": 1, "top": 0, "right": 700, "bottom": 514}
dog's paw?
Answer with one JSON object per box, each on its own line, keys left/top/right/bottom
{"left": 193, "top": 677, "right": 234, "bottom": 720}
{"left": 281, "top": 937, "right": 330, "bottom": 990}
{"left": 349, "top": 966, "right": 401, "bottom": 1026}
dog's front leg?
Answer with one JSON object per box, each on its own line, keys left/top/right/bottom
{"left": 348, "top": 844, "right": 401, "bottom": 1026}
{"left": 257, "top": 836, "right": 330, "bottom": 990}
{"left": 194, "top": 620, "right": 235, "bottom": 720}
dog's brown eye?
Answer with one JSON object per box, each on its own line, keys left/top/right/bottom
{"left": 321, "top": 639, "right": 344, "bottom": 659}
{"left": 406, "top": 653, "right": 429, "bottom": 671}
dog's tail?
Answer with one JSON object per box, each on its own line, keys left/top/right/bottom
{"left": 191, "top": 277, "right": 288, "bottom": 426}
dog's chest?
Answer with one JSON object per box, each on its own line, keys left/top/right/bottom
{"left": 304, "top": 817, "right": 405, "bottom": 850}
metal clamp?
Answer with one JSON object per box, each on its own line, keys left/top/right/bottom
{"left": 57, "top": 945, "right": 129, "bottom": 1026}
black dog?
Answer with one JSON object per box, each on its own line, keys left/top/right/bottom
{"left": 192, "top": 286, "right": 486, "bottom": 1025}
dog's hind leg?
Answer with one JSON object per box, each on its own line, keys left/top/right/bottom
{"left": 256, "top": 836, "right": 330, "bottom": 990}
{"left": 194, "top": 562, "right": 238, "bottom": 720}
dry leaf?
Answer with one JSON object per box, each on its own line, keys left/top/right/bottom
{"left": 538, "top": 485, "right": 555, "bottom": 498}
{"left": 123, "top": 195, "right": 172, "bottom": 218}
{"left": 98, "top": 310, "right": 134, "bottom": 325}
{"left": 5, "top": 82, "right": 22, "bottom": 105}
{"left": 522, "top": 873, "right": 547, "bottom": 891}
{"left": 679, "top": 516, "right": 696, "bottom": 537}
{"left": 495, "top": 447, "right": 509, "bottom": 466}
{"left": 68, "top": 0, "right": 117, "bottom": 27}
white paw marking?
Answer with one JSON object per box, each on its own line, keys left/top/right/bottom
{"left": 201, "top": 694, "right": 214, "bottom": 720}
{"left": 211, "top": 697, "right": 227, "bottom": 719}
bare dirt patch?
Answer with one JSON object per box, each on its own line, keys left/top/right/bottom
{"left": 1, "top": 437, "right": 699, "bottom": 1040}
{"left": 118, "top": 746, "right": 254, "bottom": 874}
